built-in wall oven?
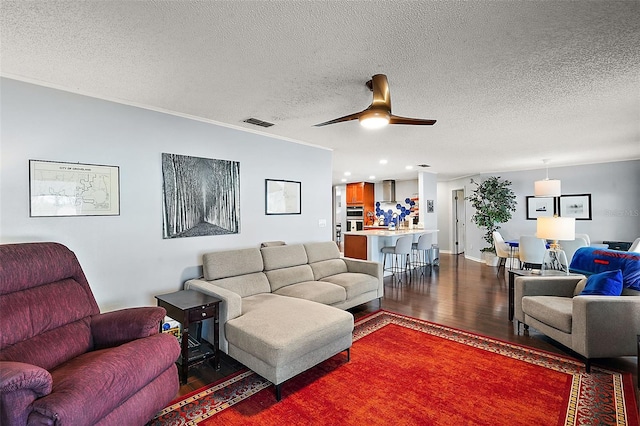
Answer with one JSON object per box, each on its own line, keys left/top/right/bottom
{"left": 346, "top": 206, "right": 364, "bottom": 231}
{"left": 346, "top": 206, "right": 364, "bottom": 219}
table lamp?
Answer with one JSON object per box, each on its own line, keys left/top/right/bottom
{"left": 536, "top": 216, "right": 575, "bottom": 274}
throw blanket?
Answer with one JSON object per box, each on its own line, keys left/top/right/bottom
{"left": 570, "top": 247, "right": 640, "bottom": 290}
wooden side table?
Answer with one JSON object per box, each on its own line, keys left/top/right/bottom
{"left": 155, "top": 290, "right": 221, "bottom": 384}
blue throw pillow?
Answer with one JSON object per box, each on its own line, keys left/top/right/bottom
{"left": 579, "top": 269, "right": 624, "bottom": 296}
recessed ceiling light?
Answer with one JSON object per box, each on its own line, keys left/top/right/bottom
{"left": 369, "top": 175, "right": 376, "bottom": 179}
{"left": 341, "top": 178, "right": 347, "bottom": 182}
{"left": 379, "top": 159, "right": 388, "bottom": 165}
{"left": 344, "top": 171, "right": 351, "bottom": 176}
{"left": 405, "top": 165, "right": 413, "bottom": 170}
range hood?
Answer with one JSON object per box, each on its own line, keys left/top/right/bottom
{"left": 381, "top": 180, "right": 396, "bottom": 202}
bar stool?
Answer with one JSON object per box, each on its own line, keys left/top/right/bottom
{"left": 411, "top": 233, "right": 433, "bottom": 276}
{"left": 381, "top": 235, "right": 413, "bottom": 283}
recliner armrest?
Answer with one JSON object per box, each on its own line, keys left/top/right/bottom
{"left": 1, "top": 361, "right": 52, "bottom": 425}
{"left": 91, "top": 306, "right": 166, "bottom": 349}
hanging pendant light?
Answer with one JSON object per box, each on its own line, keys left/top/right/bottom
{"left": 534, "top": 159, "right": 561, "bottom": 197}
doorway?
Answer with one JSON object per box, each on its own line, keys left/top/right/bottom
{"left": 452, "top": 189, "right": 465, "bottom": 255}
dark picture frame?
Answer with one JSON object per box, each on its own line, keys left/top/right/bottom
{"left": 526, "top": 196, "right": 556, "bottom": 220}
{"left": 559, "top": 194, "right": 592, "bottom": 220}
{"left": 265, "top": 179, "right": 301, "bottom": 215}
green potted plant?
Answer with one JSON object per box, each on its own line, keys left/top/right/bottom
{"left": 467, "top": 176, "right": 517, "bottom": 266}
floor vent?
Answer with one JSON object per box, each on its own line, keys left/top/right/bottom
{"left": 243, "top": 118, "right": 275, "bottom": 128}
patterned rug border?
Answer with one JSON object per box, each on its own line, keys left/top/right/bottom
{"left": 152, "top": 310, "right": 638, "bottom": 426}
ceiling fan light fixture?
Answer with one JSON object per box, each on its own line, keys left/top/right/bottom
{"left": 359, "top": 110, "right": 390, "bottom": 129}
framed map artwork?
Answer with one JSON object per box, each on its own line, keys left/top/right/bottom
{"left": 29, "top": 160, "right": 120, "bottom": 217}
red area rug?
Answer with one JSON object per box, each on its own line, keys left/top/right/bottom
{"left": 151, "top": 311, "right": 638, "bottom": 425}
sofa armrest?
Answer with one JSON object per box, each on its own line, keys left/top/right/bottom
{"left": 91, "top": 307, "right": 165, "bottom": 349}
{"left": 342, "top": 258, "right": 382, "bottom": 279}
{"left": 571, "top": 296, "right": 640, "bottom": 358}
{"left": 185, "top": 278, "right": 242, "bottom": 354}
{"left": 1, "top": 361, "right": 52, "bottom": 425}
{"left": 514, "top": 276, "right": 584, "bottom": 322}
{"left": 342, "top": 258, "right": 384, "bottom": 297}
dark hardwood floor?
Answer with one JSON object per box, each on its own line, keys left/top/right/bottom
{"left": 178, "top": 253, "right": 639, "bottom": 406}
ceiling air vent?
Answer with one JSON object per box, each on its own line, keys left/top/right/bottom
{"left": 243, "top": 117, "right": 275, "bottom": 128}
{"left": 417, "top": 164, "right": 430, "bottom": 168}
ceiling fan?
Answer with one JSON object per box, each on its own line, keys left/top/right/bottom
{"left": 314, "top": 74, "right": 436, "bottom": 129}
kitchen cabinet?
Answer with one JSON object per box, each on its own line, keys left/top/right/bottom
{"left": 344, "top": 234, "right": 368, "bottom": 260}
{"left": 346, "top": 182, "right": 374, "bottom": 206}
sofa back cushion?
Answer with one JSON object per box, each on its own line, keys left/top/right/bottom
{"left": 310, "top": 259, "right": 348, "bottom": 280}
{"left": 261, "top": 244, "right": 314, "bottom": 291}
{"left": 202, "top": 248, "right": 270, "bottom": 297}
{"left": 266, "top": 265, "right": 315, "bottom": 291}
{"left": 261, "top": 244, "right": 308, "bottom": 270}
{"left": 0, "top": 242, "right": 99, "bottom": 370}
{"left": 203, "top": 248, "right": 263, "bottom": 280}
{"left": 304, "top": 241, "right": 341, "bottom": 263}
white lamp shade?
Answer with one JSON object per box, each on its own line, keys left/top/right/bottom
{"left": 536, "top": 216, "right": 575, "bottom": 240}
{"left": 534, "top": 179, "right": 561, "bottom": 197}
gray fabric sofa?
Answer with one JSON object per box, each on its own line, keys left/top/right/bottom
{"left": 514, "top": 275, "right": 640, "bottom": 371}
{"left": 185, "top": 241, "right": 383, "bottom": 399}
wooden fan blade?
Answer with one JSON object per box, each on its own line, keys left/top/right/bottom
{"left": 389, "top": 115, "right": 437, "bottom": 125}
{"left": 313, "top": 111, "right": 363, "bottom": 127}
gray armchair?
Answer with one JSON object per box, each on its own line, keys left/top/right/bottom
{"left": 514, "top": 275, "right": 640, "bottom": 372}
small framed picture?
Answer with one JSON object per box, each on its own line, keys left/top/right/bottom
{"left": 265, "top": 179, "right": 301, "bottom": 215}
{"left": 526, "top": 196, "right": 556, "bottom": 220}
{"left": 559, "top": 194, "right": 592, "bottom": 220}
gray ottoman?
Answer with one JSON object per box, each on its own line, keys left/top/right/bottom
{"left": 225, "top": 293, "right": 354, "bottom": 400}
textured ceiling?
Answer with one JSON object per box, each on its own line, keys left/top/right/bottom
{"left": 1, "top": 1, "right": 639, "bottom": 184}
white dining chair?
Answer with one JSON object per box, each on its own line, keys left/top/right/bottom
{"left": 518, "top": 235, "right": 547, "bottom": 270}
{"left": 575, "top": 233, "right": 591, "bottom": 246}
{"left": 492, "top": 231, "right": 519, "bottom": 275}
{"left": 557, "top": 237, "right": 588, "bottom": 267}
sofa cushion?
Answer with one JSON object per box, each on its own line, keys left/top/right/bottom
{"left": 261, "top": 244, "right": 308, "bottom": 270}
{"left": 310, "top": 259, "right": 348, "bottom": 280}
{"left": 203, "top": 248, "right": 263, "bottom": 280}
{"left": 320, "top": 272, "right": 380, "bottom": 299}
{"left": 212, "top": 272, "right": 271, "bottom": 298}
{"left": 304, "top": 241, "right": 341, "bottom": 263}
{"left": 579, "top": 270, "right": 623, "bottom": 296}
{"left": 522, "top": 296, "right": 573, "bottom": 333}
{"left": 265, "top": 265, "right": 315, "bottom": 292}
{"left": 226, "top": 293, "right": 353, "bottom": 367}
{"left": 273, "top": 281, "right": 346, "bottom": 305}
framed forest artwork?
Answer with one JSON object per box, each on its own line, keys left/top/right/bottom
{"left": 162, "top": 153, "right": 240, "bottom": 238}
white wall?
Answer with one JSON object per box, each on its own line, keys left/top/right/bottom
{"left": 438, "top": 161, "right": 640, "bottom": 261}
{"left": 0, "top": 79, "right": 333, "bottom": 310}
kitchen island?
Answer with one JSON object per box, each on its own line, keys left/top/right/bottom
{"left": 343, "top": 228, "right": 438, "bottom": 267}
